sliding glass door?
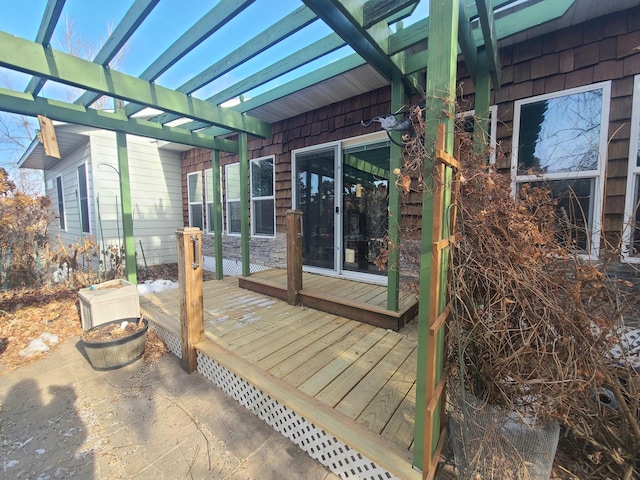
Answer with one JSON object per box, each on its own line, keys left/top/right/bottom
{"left": 293, "top": 140, "right": 390, "bottom": 279}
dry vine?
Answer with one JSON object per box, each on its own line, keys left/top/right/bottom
{"left": 391, "top": 99, "right": 640, "bottom": 478}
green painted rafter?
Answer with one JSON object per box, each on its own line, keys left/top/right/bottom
{"left": 302, "top": 0, "right": 420, "bottom": 93}
{"left": 363, "top": 0, "right": 419, "bottom": 28}
{"left": 476, "top": 0, "right": 501, "bottom": 86}
{"left": 24, "top": 0, "right": 66, "bottom": 96}
{"left": 153, "top": 32, "right": 346, "bottom": 127}
{"left": 404, "top": 0, "right": 574, "bottom": 75}
{"left": 122, "top": 0, "right": 257, "bottom": 116}
{"left": 0, "top": 87, "right": 238, "bottom": 152}
{"left": 457, "top": 0, "right": 477, "bottom": 80}
{"left": 0, "top": 31, "right": 270, "bottom": 138}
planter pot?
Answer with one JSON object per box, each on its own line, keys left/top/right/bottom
{"left": 78, "top": 279, "right": 140, "bottom": 331}
{"left": 81, "top": 318, "right": 148, "bottom": 370}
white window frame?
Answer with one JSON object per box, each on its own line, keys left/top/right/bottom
{"left": 458, "top": 105, "right": 498, "bottom": 164}
{"left": 622, "top": 74, "right": 640, "bottom": 262}
{"left": 187, "top": 171, "right": 203, "bottom": 230}
{"left": 225, "top": 163, "right": 241, "bottom": 236}
{"left": 511, "top": 81, "right": 611, "bottom": 259}
{"left": 77, "top": 163, "right": 90, "bottom": 234}
{"left": 250, "top": 155, "right": 275, "bottom": 238}
{"left": 204, "top": 167, "right": 223, "bottom": 235}
{"left": 56, "top": 175, "right": 66, "bottom": 231}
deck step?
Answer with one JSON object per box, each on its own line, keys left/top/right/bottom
{"left": 238, "top": 274, "right": 418, "bottom": 331}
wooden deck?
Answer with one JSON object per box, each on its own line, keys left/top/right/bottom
{"left": 140, "top": 276, "right": 420, "bottom": 479}
{"left": 238, "top": 269, "right": 419, "bottom": 331}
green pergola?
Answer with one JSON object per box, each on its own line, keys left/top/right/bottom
{"left": 0, "top": 0, "right": 578, "bottom": 473}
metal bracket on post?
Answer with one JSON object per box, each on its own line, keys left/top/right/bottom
{"left": 190, "top": 235, "right": 200, "bottom": 270}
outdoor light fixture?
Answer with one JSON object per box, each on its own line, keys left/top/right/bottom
{"left": 361, "top": 100, "right": 425, "bottom": 146}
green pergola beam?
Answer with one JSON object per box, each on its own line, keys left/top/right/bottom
{"left": 403, "top": 0, "right": 574, "bottom": 75}
{"left": 165, "top": 5, "right": 316, "bottom": 97}
{"left": 116, "top": 130, "right": 137, "bottom": 284}
{"left": 73, "top": 0, "right": 161, "bottom": 107}
{"left": 123, "top": 0, "right": 256, "bottom": 116}
{"left": 0, "top": 87, "right": 238, "bottom": 152}
{"left": 212, "top": 150, "right": 224, "bottom": 280}
{"left": 239, "top": 133, "right": 250, "bottom": 277}
{"left": 476, "top": 0, "right": 501, "bottom": 87}
{"left": 153, "top": 32, "right": 346, "bottom": 127}
{"left": 0, "top": 31, "right": 271, "bottom": 138}
{"left": 457, "top": 0, "right": 477, "bottom": 80}
{"left": 24, "top": 0, "right": 67, "bottom": 96}
{"left": 414, "top": 0, "right": 458, "bottom": 470}
{"left": 303, "top": 0, "right": 420, "bottom": 92}
{"left": 363, "top": 0, "right": 419, "bottom": 28}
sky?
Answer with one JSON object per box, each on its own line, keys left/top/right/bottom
{"left": 0, "top": 0, "right": 429, "bottom": 170}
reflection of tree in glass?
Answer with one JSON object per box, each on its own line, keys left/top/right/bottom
{"left": 518, "top": 90, "right": 602, "bottom": 174}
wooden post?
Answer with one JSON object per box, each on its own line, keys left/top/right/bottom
{"left": 176, "top": 227, "right": 204, "bottom": 373}
{"left": 286, "top": 209, "right": 303, "bottom": 305}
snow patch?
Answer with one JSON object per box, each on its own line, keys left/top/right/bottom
{"left": 18, "top": 334, "right": 59, "bottom": 357}
{"left": 137, "top": 279, "right": 178, "bottom": 295}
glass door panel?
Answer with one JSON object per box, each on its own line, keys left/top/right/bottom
{"left": 342, "top": 142, "right": 389, "bottom": 276}
{"left": 294, "top": 147, "right": 337, "bottom": 270}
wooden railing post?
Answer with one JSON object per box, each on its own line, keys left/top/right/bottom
{"left": 176, "top": 227, "right": 204, "bottom": 373}
{"left": 286, "top": 210, "right": 303, "bottom": 305}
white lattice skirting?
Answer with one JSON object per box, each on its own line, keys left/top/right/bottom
{"left": 148, "top": 321, "right": 182, "bottom": 358}
{"left": 147, "top": 320, "right": 399, "bottom": 480}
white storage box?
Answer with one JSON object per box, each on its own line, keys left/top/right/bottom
{"left": 78, "top": 279, "right": 140, "bottom": 331}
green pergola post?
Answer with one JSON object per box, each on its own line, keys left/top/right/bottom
{"left": 386, "top": 73, "right": 404, "bottom": 312}
{"left": 115, "top": 130, "right": 137, "bottom": 284}
{"left": 474, "top": 48, "right": 491, "bottom": 156}
{"left": 239, "top": 132, "right": 250, "bottom": 277}
{"left": 212, "top": 150, "right": 224, "bottom": 280}
{"left": 413, "top": 0, "right": 458, "bottom": 471}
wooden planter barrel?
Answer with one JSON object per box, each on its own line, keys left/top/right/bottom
{"left": 81, "top": 318, "right": 148, "bottom": 370}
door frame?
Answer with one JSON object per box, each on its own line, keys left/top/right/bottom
{"left": 291, "top": 131, "right": 388, "bottom": 285}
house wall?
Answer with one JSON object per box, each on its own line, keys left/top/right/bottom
{"left": 457, "top": 5, "right": 640, "bottom": 245}
{"left": 88, "top": 131, "right": 183, "bottom": 267}
{"left": 45, "top": 139, "right": 93, "bottom": 252}
{"left": 181, "top": 4, "right": 640, "bottom": 267}
{"left": 181, "top": 88, "right": 393, "bottom": 268}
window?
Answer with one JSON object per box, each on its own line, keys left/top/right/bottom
{"left": 77, "top": 164, "right": 90, "bottom": 233}
{"left": 458, "top": 105, "right": 498, "bottom": 164}
{"left": 187, "top": 172, "right": 203, "bottom": 229}
{"left": 225, "top": 163, "right": 241, "bottom": 235}
{"left": 511, "top": 82, "right": 610, "bottom": 257}
{"left": 56, "top": 175, "right": 66, "bottom": 230}
{"left": 250, "top": 156, "right": 275, "bottom": 237}
{"left": 622, "top": 75, "right": 640, "bottom": 262}
{"left": 205, "top": 167, "right": 222, "bottom": 234}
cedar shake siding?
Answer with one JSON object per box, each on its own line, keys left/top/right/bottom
{"left": 181, "top": 4, "right": 640, "bottom": 266}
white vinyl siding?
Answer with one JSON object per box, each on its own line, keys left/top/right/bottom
{"left": 89, "top": 131, "right": 183, "bottom": 265}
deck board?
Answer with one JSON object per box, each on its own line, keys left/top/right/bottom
{"left": 140, "top": 275, "right": 418, "bottom": 477}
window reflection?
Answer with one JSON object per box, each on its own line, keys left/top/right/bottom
{"left": 517, "top": 90, "right": 602, "bottom": 175}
